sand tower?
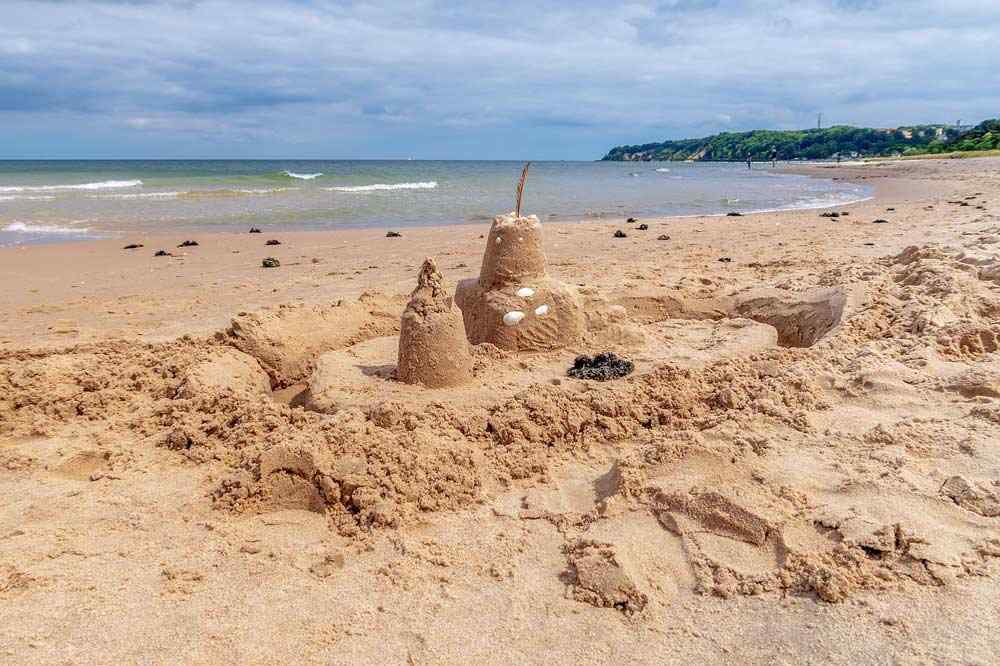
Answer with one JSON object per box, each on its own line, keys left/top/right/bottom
{"left": 397, "top": 258, "right": 474, "bottom": 388}
{"left": 455, "top": 166, "right": 584, "bottom": 351}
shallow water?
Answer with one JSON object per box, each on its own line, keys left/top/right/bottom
{"left": 0, "top": 160, "right": 870, "bottom": 245}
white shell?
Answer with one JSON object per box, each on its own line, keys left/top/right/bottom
{"left": 502, "top": 311, "right": 525, "bottom": 326}
{"left": 495, "top": 237, "right": 502, "bottom": 244}
{"left": 534, "top": 304, "right": 550, "bottom": 316}
{"left": 516, "top": 287, "right": 535, "bottom": 298}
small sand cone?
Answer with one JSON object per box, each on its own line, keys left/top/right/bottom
{"left": 397, "top": 258, "right": 474, "bottom": 388}
{"left": 455, "top": 212, "right": 584, "bottom": 351}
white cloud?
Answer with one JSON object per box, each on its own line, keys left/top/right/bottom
{"left": 1, "top": 0, "right": 998, "bottom": 158}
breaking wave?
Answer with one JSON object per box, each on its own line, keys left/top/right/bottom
{"left": 0, "top": 180, "right": 143, "bottom": 192}
{"left": 325, "top": 181, "right": 438, "bottom": 193}
{"left": 4, "top": 222, "right": 91, "bottom": 234}
{"left": 283, "top": 171, "right": 323, "bottom": 180}
{"left": 88, "top": 191, "right": 183, "bottom": 200}
{"left": 88, "top": 187, "right": 298, "bottom": 200}
{"left": 0, "top": 195, "right": 56, "bottom": 201}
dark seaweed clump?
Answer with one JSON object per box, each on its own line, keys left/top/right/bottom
{"left": 568, "top": 352, "right": 634, "bottom": 381}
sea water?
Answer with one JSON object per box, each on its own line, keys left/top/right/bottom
{"left": 0, "top": 160, "right": 870, "bottom": 246}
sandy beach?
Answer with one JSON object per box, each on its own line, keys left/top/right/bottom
{"left": 2, "top": 157, "right": 1000, "bottom": 664}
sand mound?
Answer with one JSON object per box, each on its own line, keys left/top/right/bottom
{"left": 565, "top": 540, "right": 648, "bottom": 615}
{"left": 222, "top": 293, "right": 403, "bottom": 388}
{"left": 300, "top": 337, "right": 400, "bottom": 414}
{"left": 176, "top": 346, "right": 270, "bottom": 399}
{"left": 0, "top": 339, "right": 202, "bottom": 438}
{"left": 397, "top": 259, "right": 473, "bottom": 388}
{"left": 941, "top": 476, "right": 1000, "bottom": 518}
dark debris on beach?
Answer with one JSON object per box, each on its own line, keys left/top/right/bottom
{"left": 568, "top": 352, "right": 635, "bottom": 381}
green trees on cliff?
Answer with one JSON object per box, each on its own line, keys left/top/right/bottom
{"left": 602, "top": 124, "right": 965, "bottom": 161}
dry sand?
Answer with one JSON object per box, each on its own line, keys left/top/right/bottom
{"left": 2, "top": 157, "right": 1000, "bottom": 664}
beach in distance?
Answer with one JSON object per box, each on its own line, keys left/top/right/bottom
{"left": 0, "top": 159, "right": 870, "bottom": 246}
{"left": 2, "top": 157, "right": 1000, "bottom": 663}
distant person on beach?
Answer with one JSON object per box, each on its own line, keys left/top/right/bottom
{"left": 770, "top": 148, "right": 777, "bottom": 167}
{"left": 746, "top": 155, "right": 752, "bottom": 170}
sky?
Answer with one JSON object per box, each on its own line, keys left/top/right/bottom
{"left": 1, "top": 0, "right": 999, "bottom": 160}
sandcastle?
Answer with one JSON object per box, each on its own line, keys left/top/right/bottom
{"left": 454, "top": 166, "right": 584, "bottom": 351}
{"left": 397, "top": 257, "right": 474, "bottom": 388}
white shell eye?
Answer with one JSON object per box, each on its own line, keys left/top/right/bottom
{"left": 534, "top": 304, "right": 550, "bottom": 316}
{"left": 516, "top": 287, "right": 535, "bottom": 298}
{"left": 503, "top": 311, "right": 525, "bottom": 326}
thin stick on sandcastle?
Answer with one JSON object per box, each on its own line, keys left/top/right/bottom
{"left": 515, "top": 162, "right": 531, "bottom": 218}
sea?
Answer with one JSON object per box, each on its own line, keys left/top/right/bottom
{"left": 0, "top": 160, "right": 871, "bottom": 246}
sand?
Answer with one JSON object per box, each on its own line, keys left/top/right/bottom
{"left": 1, "top": 157, "right": 1000, "bottom": 664}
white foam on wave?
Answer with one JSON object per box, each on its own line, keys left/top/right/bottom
{"left": 0, "top": 179, "right": 143, "bottom": 193}
{"left": 655, "top": 168, "right": 670, "bottom": 172}
{"left": 88, "top": 187, "right": 299, "bottom": 199}
{"left": 325, "top": 181, "right": 438, "bottom": 193}
{"left": 89, "top": 191, "right": 183, "bottom": 200}
{"left": 4, "top": 222, "right": 91, "bottom": 234}
{"left": 235, "top": 187, "right": 300, "bottom": 195}
{"left": 0, "top": 195, "right": 56, "bottom": 201}
{"left": 283, "top": 171, "right": 323, "bottom": 180}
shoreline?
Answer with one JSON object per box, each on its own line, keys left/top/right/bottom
{"left": 0, "top": 158, "right": 960, "bottom": 351}
{"left": 0, "top": 162, "right": 869, "bottom": 248}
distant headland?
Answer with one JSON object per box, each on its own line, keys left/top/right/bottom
{"left": 602, "top": 118, "right": 999, "bottom": 161}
